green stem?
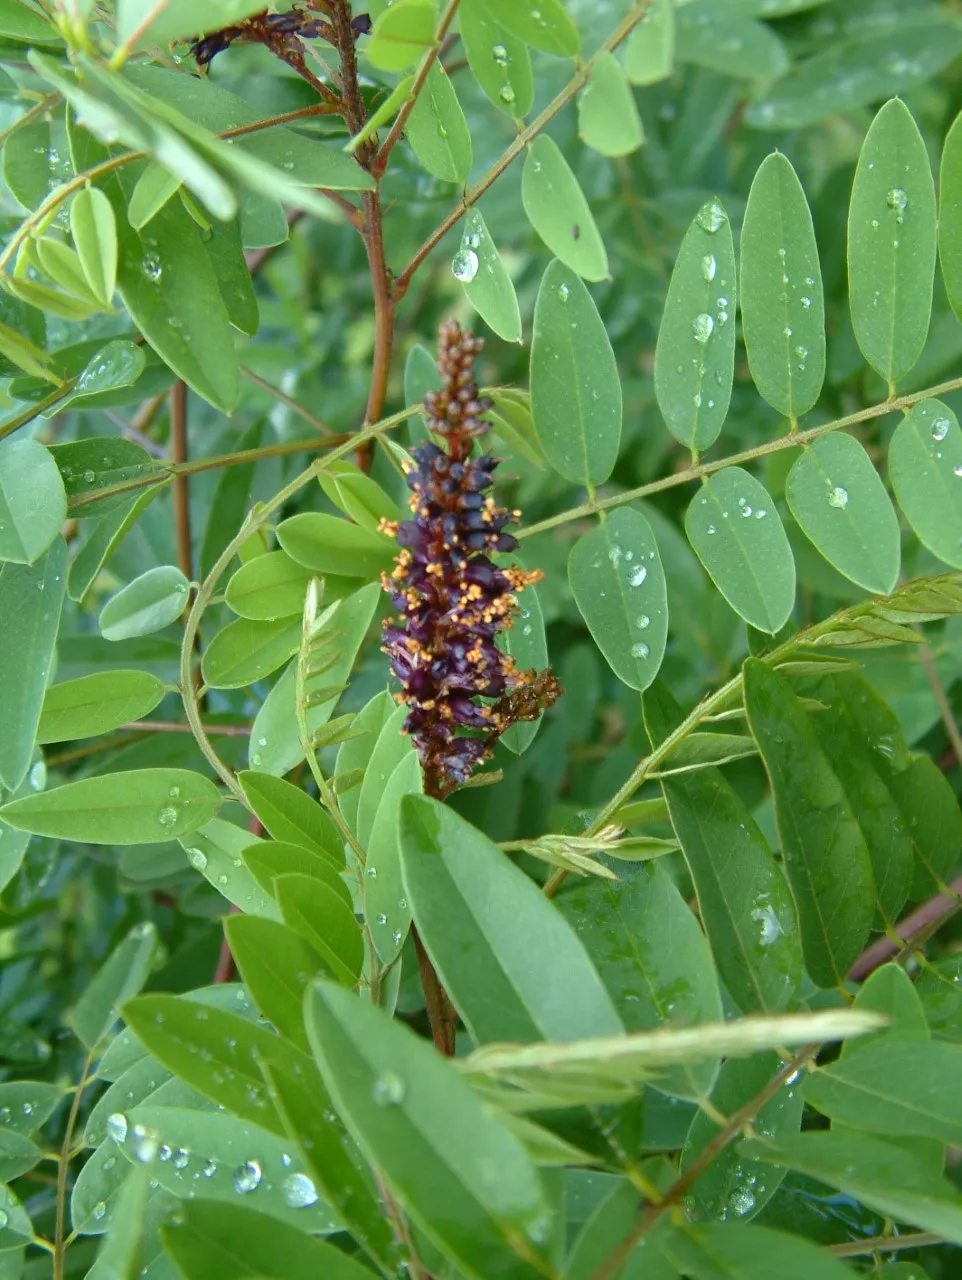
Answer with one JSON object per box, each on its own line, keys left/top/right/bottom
{"left": 520, "top": 373, "right": 962, "bottom": 542}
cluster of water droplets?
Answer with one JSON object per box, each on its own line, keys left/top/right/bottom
{"left": 451, "top": 218, "right": 482, "bottom": 284}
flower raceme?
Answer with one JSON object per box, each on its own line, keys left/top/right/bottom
{"left": 380, "top": 321, "right": 560, "bottom": 797}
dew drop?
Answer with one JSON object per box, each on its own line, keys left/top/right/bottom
{"left": 886, "top": 187, "right": 908, "bottom": 222}
{"left": 740, "top": 505, "right": 753, "bottom": 518}
{"left": 130, "top": 1124, "right": 160, "bottom": 1164}
{"left": 106, "top": 1112, "right": 128, "bottom": 1144}
{"left": 157, "top": 806, "right": 178, "bottom": 829}
{"left": 188, "top": 849, "right": 208, "bottom": 872}
{"left": 372, "top": 1072, "right": 406, "bottom": 1106}
{"left": 499, "top": 85, "right": 516, "bottom": 105}
{"left": 366, "top": 865, "right": 378, "bottom": 878}
{"left": 376, "top": 912, "right": 387, "bottom": 925}
{"left": 171, "top": 1148, "right": 189, "bottom": 1170}
{"left": 800, "top": 296, "right": 812, "bottom": 310}
{"left": 701, "top": 253, "right": 716, "bottom": 282}
{"left": 141, "top": 253, "right": 162, "bottom": 281}
{"left": 451, "top": 248, "right": 478, "bottom": 283}
{"left": 558, "top": 282, "right": 569, "bottom": 302}
{"left": 931, "top": 417, "right": 951, "bottom": 442}
{"left": 82, "top": 469, "right": 96, "bottom": 483}
{"left": 630, "top": 642, "right": 650, "bottom": 660}
{"left": 627, "top": 565, "right": 648, "bottom": 587}
{"left": 283, "top": 1172, "right": 319, "bottom": 1208}
{"left": 695, "top": 199, "right": 727, "bottom": 234}
{"left": 92, "top": 1201, "right": 106, "bottom": 1221}
{"left": 692, "top": 313, "right": 713, "bottom": 344}
{"left": 232, "top": 1160, "right": 262, "bottom": 1194}
{"left": 202, "top": 1158, "right": 217, "bottom": 1177}
{"left": 492, "top": 43, "right": 508, "bottom": 65}
{"left": 827, "top": 486, "right": 849, "bottom": 509}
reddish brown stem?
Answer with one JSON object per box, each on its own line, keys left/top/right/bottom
{"left": 413, "top": 927, "right": 456, "bottom": 1056}
{"left": 848, "top": 874, "right": 962, "bottom": 981}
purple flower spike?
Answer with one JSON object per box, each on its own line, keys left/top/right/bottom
{"left": 380, "top": 321, "right": 561, "bottom": 797}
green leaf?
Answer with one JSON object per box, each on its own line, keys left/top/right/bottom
{"left": 743, "top": 659, "right": 875, "bottom": 986}
{"left": 400, "top": 795, "right": 623, "bottom": 1044}
{"left": 237, "top": 771, "right": 342, "bottom": 866}
{"left": 740, "top": 153, "right": 824, "bottom": 420}
{"left": 276, "top": 513, "right": 394, "bottom": 579}
{"left": 70, "top": 186, "right": 117, "bottom": 307}
{"left": 366, "top": 0, "right": 436, "bottom": 71}
{"left": 0, "top": 438, "right": 66, "bottom": 565}
{"left": 568, "top": 507, "right": 668, "bottom": 691}
{"left": 0, "top": 539, "right": 67, "bottom": 790}
{"left": 50, "top": 436, "right": 154, "bottom": 518}
{"left": 577, "top": 52, "right": 644, "bottom": 157}
{"left": 530, "top": 260, "right": 621, "bottom": 485}
{"left": 654, "top": 198, "right": 736, "bottom": 451}
{"left": 406, "top": 62, "right": 472, "bottom": 184}
{"left": 677, "top": 3, "right": 787, "bottom": 79}
{"left": 848, "top": 98, "right": 936, "bottom": 385}
{"left": 889, "top": 399, "right": 962, "bottom": 569}
{"left": 305, "top": 980, "right": 549, "bottom": 1280}
{"left": 663, "top": 1222, "right": 857, "bottom": 1280}
{"left": 522, "top": 136, "right": 607, "bottom": 282}
{"left": 889, "top": 756, "right": 962, "bottom": 898}
{"left": 743, "top": 1130, "right": 962, "bottom": 1244}
{"left": 644, "top": 681, "right": 802, "bottom": 1014}
{"left": 250, "top": 585, "right": 380, "bottom": 776}
{"left": 84, "top": 1165, "right": 150, "bottom": 1280}
{"left": 225, "top": 552, "right": 314, "bottom": 621}
{"left": 333, "top": 689, "right": 396, "bottom": 833}
{"left": 804, "top": 1039, "right": 962, "bottom": 1145}
{"left": 685, "top": 470, "right": 794, "bottom": 633}
{"left": 225, "top": 915, "right": 321, "bottom": 1054}
{"left": 69, "top": 490, "right": 159, "bottom": 605}
{"left": 559, "top": 862, "right": 721, "bottom": 1101}
{"left": 785, "top": 434, "right": 900, "bottom": 593}
{"left": 0, "top": 1081, "right": 65, "bottom": 1134}
{"left": 161, "top": 1201, "right": 370, "bottom": 1280}
{"left": 35, "top": 239, "right": 101, "bottom": 306}
{"left": 940, "top": 107, "right": 962, "bottom": 325}
{"left": 487, "top": 389, "right": 546, "bottom": 468}
{"left": 681, "top": 1054, "right": 803, "bottom": 1223}
{"left": 622, "top": 0, "right": 675, "bottom": 85}
{"left": 127, "top": 159, "right": 181, "bottom": 230}
{"left": 125, "top": 1103, "right": 339, "bottom": 1230}
{"left": 0, "top": 769, "right": 220, "bottom": 844}
{"left": 460, "top": 1, "right": 533, "bottom": 116}
{"left": 275, "top": 874, "right": 363, "bottom": 987}
{"left": 0, "top": 0, "right": 61, "bottom": 42}
{"left": 475, "top": 0, "right": 579, "bottom": 58}
{"left": 37, "top": 670, "right": 166, "bottom": 743}
{"left": 115, "top": 0, "right": 267, "bottom": 50}
{"left": 99, "top": 566, "right": 190, "bottom": 641}
{"left": 71, "top": 923, "right": 158, "bottom": 1051}
{"left": 179, "top": 818, "right": 276, "bottom": 916}
{"left": 365, "top": 751, "right": 422, "bottom": 964}
{"left": 201, "top": 618, "right": 301, "bottom": 691}
{"left": 0, "top": 315, "right": 56, "bottom": 383}
{"left": 205, "top": 217, "right": 258, "bottom": 337}
{"left": 355, "top": 702, "right": 412, "bottom": 848}
{"left": 747, "top": 20, "right": 962, "bottom": 130}
{"left": 258, "top": 1057, "right": 398, "bottom": 1273}
{"left": 501, "top": 575, "right": 547, "bottom": 754}
{"left": 122, "top": 992, "right": 316, "bottom": 1134}
{"left": 103, "top": 171, "right": 240, "bottom": 414}
{"left": 455, "top": 208, "right": 522, "bottom": 344}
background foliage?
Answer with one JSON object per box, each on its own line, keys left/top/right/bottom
{"left": 3, "top": 0, "right": 962, "bottom": 1276}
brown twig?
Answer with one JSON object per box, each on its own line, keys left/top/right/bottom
{"left": 847, "top": 874, "right": 962, "bottom": 981}
{"left": 413, "top": 926, "right": 456, "bottom": 1056}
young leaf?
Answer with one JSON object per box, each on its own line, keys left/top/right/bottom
{"left": 785, "top": 434, "right": 900, "bottom": 593}
{"left": 889, "top": 400, "right": 962, "bottom": 569}
{"left": 455, "top": 208, "right": 522, "bottom": 344}
{"left": 365, "top": 751, "right": 423, "bottom": 965}
{"left": 685, "top": 470, "right": 795, "bottom": 633}
{"left": 318, "top": 461, "right": 404, "bottom": 532}
{"left": 740, "top": 152, "right": 825, "bottom": 420}
{"left": 405, "top": 62, "right": 472, "bottom": 184}
{"left": 530, "top": 260, "right": 621, "bottom": 485}
{"left": 500, "top": 575, "right": 548, "bottom": 754}
{"left": 36, "top": 671, "right": 166, "bottom": 743}
{"left": 644, "top": 681, "right": 802, "bottom": 1015}
{"left": 622, "top": 0, "right": 674, "bottom": 85}
{"left": 127, "top": 160, "right": 181, "bottom": 230}
{"left": 399, "top": 795, "right": 623, "bottom": 1044}
{"left": 355, "top": 702, "right": 412, "bottom": 848}
{"left": 681, "top": 1053, "right": 803, "bottom": 1222}
{"left": 201, "top": 618, "right": 301, "bottom": 691}
{"left": 224, "top": 916, "right": 321, "bottom": 1055}
{"left": 568, "top": 507, "right": 668, "bottom": 691}
{"left": 276, "top": 513, "right": 394, "bottom": 579}
{"left": 559, "top": 863, "right": 722, "bottom": 1101}
{"left": 225, "top": 552, "right": 315, "bottom": 621}
{"left": 237, "top": 771, "right": 343, "bottom": 866}
{"left": 275, "top": 873, "right": 364, "bottom": 987}
{"left": 248, "top": 584, "right": 380, "bottom": 776}
{"left": 577, "top": 53, "right": 644, "bottom": 157}
{"left": 365, "top": 0, "right": 435, "bottom": 71}
{"left": 522, "top": 136, "right": 607, "bottom": 281}
{"left": 305, "top": 980, "right": 550, "bottom": 1280}
{"left": 0, "top": 438, "right": 67, "bottom": 566}
{"left": 99, "top": 566, "right": 190, "bottom": 641}
{"left": 70, "top": 186, "right": 118, "bottom": 307}
{"left": 0, "top": 538, "right": 67, "bottom": 790}
{"left": 71, "top": 922, "right": 158, "bottom": 1050}
{"left": 0, "top": 769, "right": 220, "bottom": 844}
{"left": 848, "top": 98, "right": 936, "bottom": 386}
{"left": 743, "top": 659, "right": 876, "bottom": 986}
{"left": 333, "top": 688, "right": 396, "bottom": 833}
{"left": 654, "top": 198, "right": 736, "bottom": 450}
{"left": 460, "top": 1, "right": 533, "bottom": 117}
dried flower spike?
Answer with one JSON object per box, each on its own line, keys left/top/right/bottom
{"left": 381, "top": 321, "right": 560, "bottom": 797}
